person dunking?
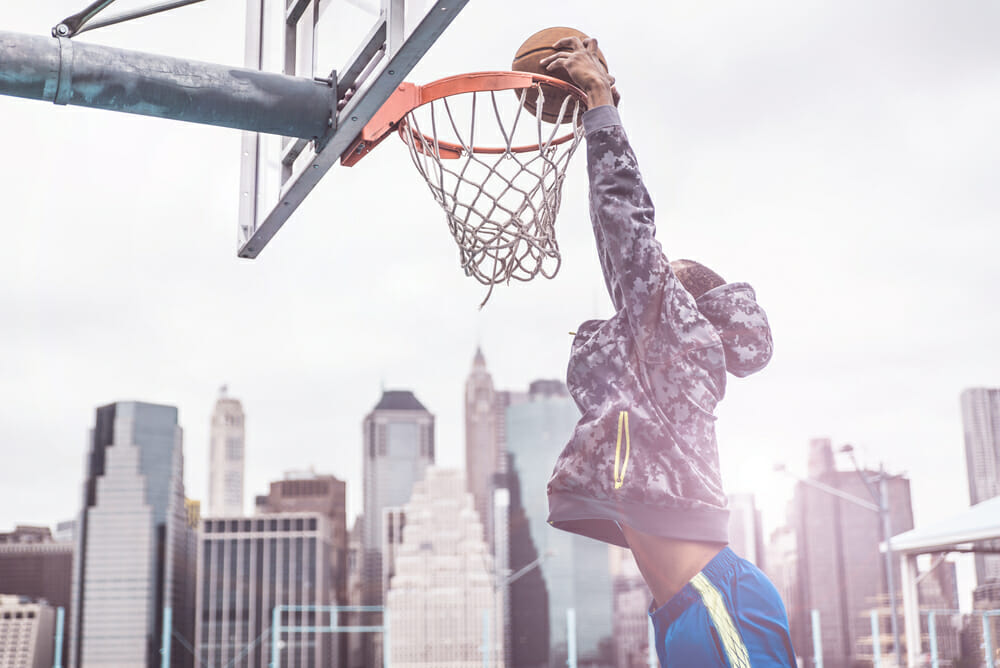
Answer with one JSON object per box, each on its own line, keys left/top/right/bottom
{"left": 540, "top": 36, "right": 796, "bottom": 667}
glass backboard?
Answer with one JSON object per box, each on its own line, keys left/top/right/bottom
{"left": 238, "top": 0, "right": 469, "bottom": 258}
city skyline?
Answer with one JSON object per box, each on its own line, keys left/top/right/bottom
{"left": 2, "top": 385, "right": 996, "bottom": 665}
{"left": 2, "top": 379, "right": 996, "bottom": 609}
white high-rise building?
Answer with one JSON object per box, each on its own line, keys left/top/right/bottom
{"left": 386, "top": 468, "right": 504, "bottom": 668}
{"left": 207, "top": 387, "right": 246, "bottom": 517}
{"left": 0, "top": 596, "right": 55, "bottom": 668}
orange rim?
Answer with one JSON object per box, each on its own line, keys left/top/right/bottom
{"left": 342, "top": 71, "right": 587, "bottom": 166}
{"left": 400, "top": 71, "right": 586, "bottom": 159}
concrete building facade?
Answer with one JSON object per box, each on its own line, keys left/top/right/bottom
{"left": 195, "top": 513, "right": 334, "bottom": 668}
{"left": 0, "top": 595, "right": 55, "bottom": 668}
{"left": 0, "top": 526, "right": 73, "bottom": 666}
{"left": 256, "top": 473, "right": 348, "bottom": 607}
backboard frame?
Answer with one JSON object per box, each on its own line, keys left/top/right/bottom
{"left": 237, "top": 0, "right": 470, "bottom": 258}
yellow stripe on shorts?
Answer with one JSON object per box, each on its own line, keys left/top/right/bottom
{"left": 690, "top": 572, "right": 751, "bottom": 668}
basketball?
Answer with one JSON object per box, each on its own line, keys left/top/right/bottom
{"left": 512, "top": 27, "right": 607, "bottom": 124}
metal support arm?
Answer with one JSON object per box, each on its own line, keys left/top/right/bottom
{"left": 0, "top": 30, "right": 335, "bottom": 139}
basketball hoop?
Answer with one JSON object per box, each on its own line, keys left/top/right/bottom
{"left": 342, "top": 71, "right": 587, "bottom": 304}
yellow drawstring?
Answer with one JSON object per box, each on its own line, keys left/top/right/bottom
{"left": 614, "top": 410, "right": 631, "bottom": 489}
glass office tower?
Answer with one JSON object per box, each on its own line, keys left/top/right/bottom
{"left": 69, "top": 401, "right": 193, "bottom": 668}
{"left": 506, "top": 381, "right": 614, "bottom": 667}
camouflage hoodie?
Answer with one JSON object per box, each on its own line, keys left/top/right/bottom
{"left": 546, "top": 106, "right": 773, "bottom": 548}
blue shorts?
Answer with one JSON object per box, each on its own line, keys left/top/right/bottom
{"left": 649, "top": 547, "right": 795, "bottom": 667}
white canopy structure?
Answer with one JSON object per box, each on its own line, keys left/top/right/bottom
{"left": 885, "top": 495, "right": 1000, "bottom": 667}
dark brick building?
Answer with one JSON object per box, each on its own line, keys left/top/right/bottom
{"left": 0, "top": 526, "right": 74, "bottom": 666}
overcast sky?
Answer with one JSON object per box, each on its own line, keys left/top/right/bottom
{"left": 1, "top": 0, "right": 998, "bottom": 608}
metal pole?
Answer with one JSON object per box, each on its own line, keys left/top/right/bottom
{"left": 879, "top": 470, "right": 902, "bottom": 666}
{"left": 482, "top": 609, "right": 490, "bottom": 668}
{"left": 0, "top": 30, "right": 334, "bottom": 139}
{"left": 270, "top": 606, "right": 280, "bottom": 668}
{"left": 900, "top": 555, "right": 922, "bottom": 668}
{"left": 870, "top": 609, "right": 881, "bottom": 668}
{"left": 648, "top": 616, "right": 658, "bottom": 668}
{"left": 383, "top": 606, "right": 390, "bottom": 668}
{"left": 811, "top": 609, "right": 823, "bottom": 668}
{"left": 986, "top": 614, "right": 995, "bottom": 668}
{"left": 74, "top": 0, "right": 209, "bottom": 36}
{"left": 53, "top": 607, "right": 65, "bottom": 668}
{"left": 928, "top": 611, "right": 938, "bottom": 668}
{"left": 161, "top": 607, "right": 172, "bottom": 668}
{"left": 566, "top": 608, "right": 577, "bottom": 668}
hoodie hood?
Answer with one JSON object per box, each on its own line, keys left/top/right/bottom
{"left": 696, "top": 282, "right": 773, "bottom": 377}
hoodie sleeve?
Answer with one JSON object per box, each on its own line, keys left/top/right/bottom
{"left": 583, "top": 106, "right": 718, "bottom": 364}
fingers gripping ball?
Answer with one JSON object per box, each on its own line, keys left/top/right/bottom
{"left": 512, "top": 26, "right": 606, "bottom": 123}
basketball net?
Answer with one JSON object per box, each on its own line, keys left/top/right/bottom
{"left": 342, "top": 72, "right": 586, "bottom": 305}
{"left": 401, "top": 83, "right": 584, "bottom": 305}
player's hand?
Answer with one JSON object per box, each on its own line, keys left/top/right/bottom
{"left": 539, "top": 36, "right": 620, "bottom": 108}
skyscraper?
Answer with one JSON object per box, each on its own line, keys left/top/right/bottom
{"left": 195, "top": 513, "right": 334, "bottom": 668}
{"left": 505, "top": 380, "right": 614, "bottom": 667}
{"left": 960, "top": 388, "right": 1000, "bottom": 585}
{"left": 465, "top": 349, "right": 501, "bottom": 547}
{"left": 960, "top": 387, "right": 1000, "bottom": 652}
{"left": 208, "top": 388, "right": 246, "bottom": 517}
{"left": 362, "top": 391, "right": 435, "bottom": 556}
{"left": 69, "top": 401, "right": 194, "bottom": 668}
{"left": 788, "top": 438, "right": 914, "bottom": 668}
{"left": 464, "top": 349, "right": 530, "bottom": 664}
{"left": 386, "top": 468, "right": 504, "bottom": 667}
{"left": 356, "top": 390, "right": 434, "bottom": 667}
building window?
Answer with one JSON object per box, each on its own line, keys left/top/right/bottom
{"left": 225, "top": 471, "right": 241, "bottom": 497}
{"left": 226, "top": 437, "right": 242, "bottom": 460}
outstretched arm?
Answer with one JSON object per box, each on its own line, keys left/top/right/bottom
{"left": 543, "top": 38, "right": 713, "bottom": 363}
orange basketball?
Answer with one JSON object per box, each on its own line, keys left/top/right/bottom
{"left": 512, "top": 27, "right": 607, "bottom": 124}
